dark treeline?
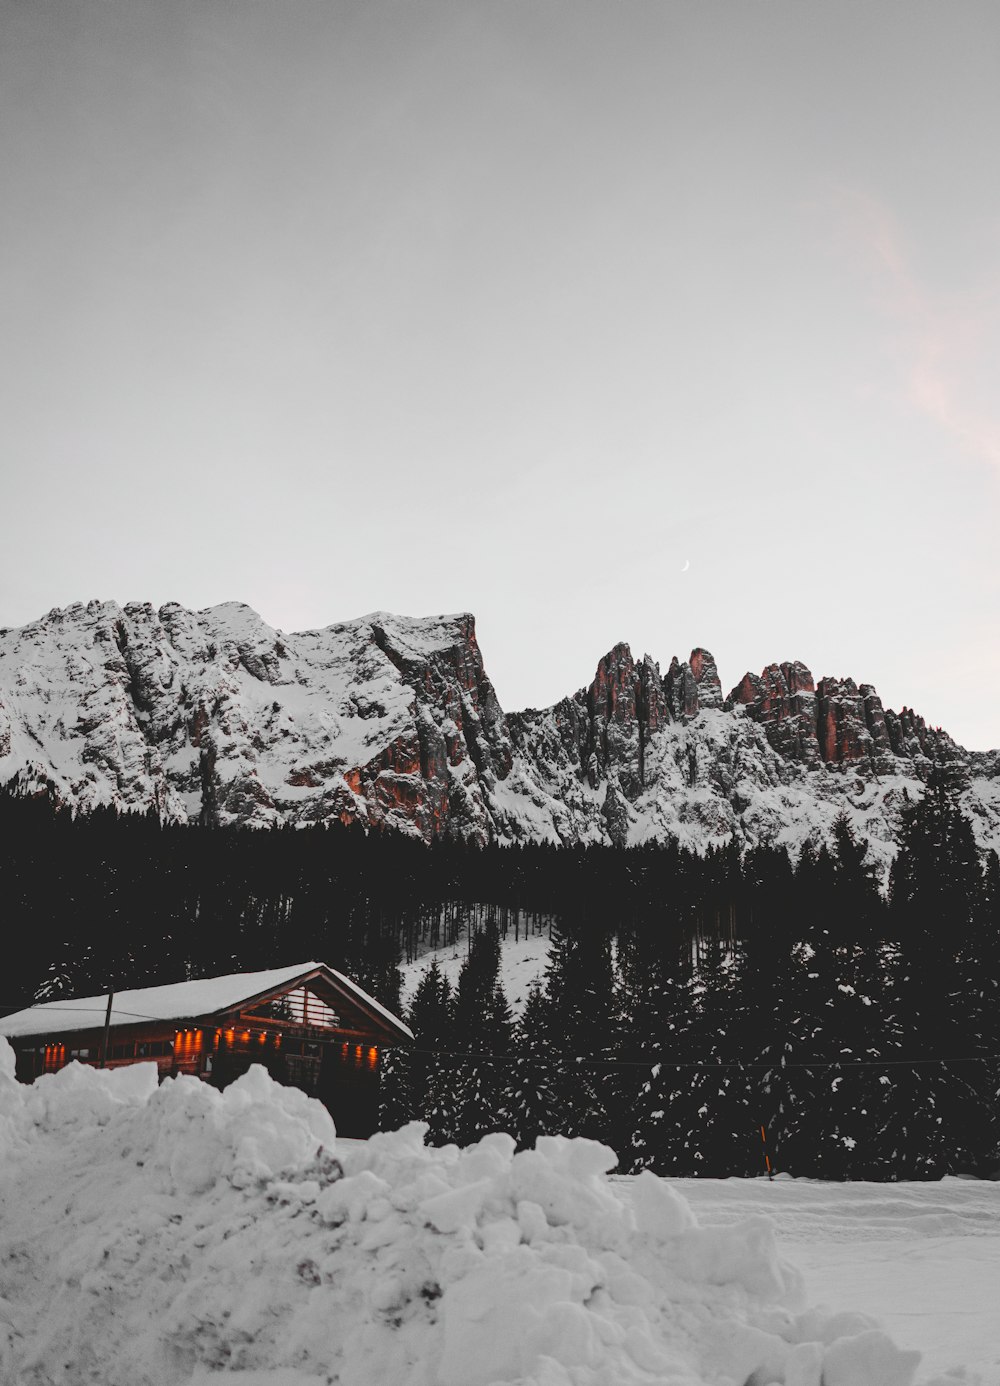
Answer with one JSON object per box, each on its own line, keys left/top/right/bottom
{"left": 2, "top": 773, "right": 998, "bottom": 1178}
{"left": 387, "top": 779, "right": 1000, "bottom": 1179}
{"left": 0, "top": 786, "right": 742, "bottom": 1011}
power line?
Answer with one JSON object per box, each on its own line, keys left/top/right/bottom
{"left": 0, "top": 1004, "right": 205, "bottom": 1023}
{"left": 398, "top": 1045, "right": 999, "bottom": 1071}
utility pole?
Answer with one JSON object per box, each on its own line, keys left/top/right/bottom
{"left": 99, "top": 991, "right": 114, "bottom": 1069}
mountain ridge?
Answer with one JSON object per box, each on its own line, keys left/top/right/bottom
{"left": 1, "top": 599, "right": 998, "bottom": 872}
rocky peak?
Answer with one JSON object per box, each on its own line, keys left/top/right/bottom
{"left": 637, "top": 654, "right": 669, "bottom": 738}
{"left": 2, "top": 604, "right": 997, "bottom": 866}
{"left": 576, "top": 643, "right": 641, "bottom": 795}
{"left": 587, "top": 642, "right": 638, "bottom": 728}
{"left": 815, "top": 676, "right": 875, "bottom": 765}
{"left": 689, "top": 648, "right": 723, "bottom": 709}
{"left": 664, "top": 656, "right": 698, "bottom": 722}
{"left": 882, "top": 704, "right": 959, "bottom": 766}
{"left": 728, "top": 658, "right": 967, "bottom": 773}
{"left": 662, "top": 649, "right": 721, "bottom": 722}
{"left": 522, "top": 643, "right": 726, "bottom": 802}
{"left": 728, "top": 661, "right": 820, "bottom": 766}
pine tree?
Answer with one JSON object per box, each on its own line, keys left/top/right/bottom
{"left": 503, "top": 982, "right": 579, "bottom": 1148}
{"left": 783, "top": 833, "right": 899, "bottom": 1177}
{"left": 448, "top": 927, "right": 514, "bottom": 1145}
{"left": 541, "top": 921, "right": 617, "bottom": 1144}
{"left": 403, "top": 961, "right": 458, "bottom": 1143}
{"left": 674, "top": 935, "right": 751, "bottom": 1176}
{"left": 725, "top": 847, "right": 807, "bottom": 1177}
{"left": 887, "top": 766, "right": 993, "bottom": 1174}
{"left": 625, "top": 935, "right": 695, "bottom": 1173}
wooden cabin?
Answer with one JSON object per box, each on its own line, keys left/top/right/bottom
{"left": 0, "top": 961, "right": 412, "bottom": 1137}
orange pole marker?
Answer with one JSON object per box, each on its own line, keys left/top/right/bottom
{"left": 760, "top": 1124, "right": 774, "bottom": 1181}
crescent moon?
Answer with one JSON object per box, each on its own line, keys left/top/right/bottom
{"left": 681, "top": 559, "right": 690, "bottom": 572}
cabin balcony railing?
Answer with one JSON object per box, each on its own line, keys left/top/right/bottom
{"left": 235, "top": 1013, "right": 340, "bottom": 1037}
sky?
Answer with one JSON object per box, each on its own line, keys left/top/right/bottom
{"left": 1, "top": 0, "right": 998, "bottom": 749}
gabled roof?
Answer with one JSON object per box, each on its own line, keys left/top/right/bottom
{"left": 0, "top": 962, "right": 413, "bottom": 1043}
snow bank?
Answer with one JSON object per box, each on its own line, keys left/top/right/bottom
{"left": 0, "top": 1036, "right": 944, "bottom": 1385}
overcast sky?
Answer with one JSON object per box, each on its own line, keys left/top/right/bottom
{"left": 2, "top": 0, "right": 998, "bottom": 748}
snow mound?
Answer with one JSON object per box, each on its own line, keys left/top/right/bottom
{"left": 0, "top": 1036, "right": 940, "bottom": 1385}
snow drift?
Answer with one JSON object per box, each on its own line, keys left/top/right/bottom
{"left": 0, "top": 1037, "right": 946, "bottom": 1385}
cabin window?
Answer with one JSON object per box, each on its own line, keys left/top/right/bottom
{"left": 246, "top": 986, "right": 340, "bottom": 1029}
{"left": 69, "top": 1048, "right": 90, "bottom": 1059}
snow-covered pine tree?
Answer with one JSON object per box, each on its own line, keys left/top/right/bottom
{"left": 504, "top": 982, "right": 578, "bottom": 1149}
{"left": 403, "top": 960, "right": 459, "bottom": 1144}
{"left": 781, "top": 832, "right": 898, "bottom": 1177}
{"left": 625, "top": 935, "right": 695, "bottom": 1174}
{"left": 540, "top": 920, "right": 617, "bottom": 1144}
{"left": 447, "top": 928, "right": 514, "bottom": 1146}
{"left": 887, "top": 766, "right": 993, "bottom": 1175}
{"left": 725, "top": 846, "right": 805, "bottom": 1177}
{"left": 974, "top": 850, "right": 1000, "bottom": 1173}
{"left": 671, "top": 934, "right": 751, "bottom": 1175}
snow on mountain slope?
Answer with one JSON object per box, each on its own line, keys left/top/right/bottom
{"left": 1, "top": 599, "right": 998, "bottom": 864}
{"left": 0, "top": 600, "right": 511, "bottom": 841}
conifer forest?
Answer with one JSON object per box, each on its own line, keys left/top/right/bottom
{"left": 2, "top": 773, "right": 998, "bottom": 1181}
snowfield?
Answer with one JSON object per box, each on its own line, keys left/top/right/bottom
{"left": 0, "top": 1038, "right": 994, "bottom": 1386}
{"left": 402, "top": 931, "right": 551, "bottom": 1018}
{"left": 655, "top": 1178, "right": 1000, "bottom": 1381}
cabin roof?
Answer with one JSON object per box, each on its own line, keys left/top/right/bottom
{"left": 0, "top": 961, "right": 413, "bottom": 1043}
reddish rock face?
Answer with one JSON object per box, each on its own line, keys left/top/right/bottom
{"left": 860, "top": 684, "right": 893, "bottom": 758}
{"left": 816, "top": 677, "right": 873, "bottom": 764}
{"left": 730, "top": 662, "right": 820, "bottom": 765}
{"left": 371, "top": 771, "right": 450, "bottom": 840}
{"left": 520, "top": 644, "right": 727, "bottom": 801}
{"left": 589, "top": 643, "right": 638, "bottom": 728}
{"left": 581, "top": 644, "right": 641, "bottom": 794}
{"left": 728, "top": 660, "right": 965, "bottom": 771}
{"left": 664, "top": 656, "right": 699, "bottom": 721}
{"left": 689, "top": 649, "right": 723, "bottom": 709}
{"left": 190, "top": 704, "right": 210, "bottom": 748}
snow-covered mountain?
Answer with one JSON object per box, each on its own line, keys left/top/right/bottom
{"left": 1, "top": 599, "right": 998, "bottom": 869}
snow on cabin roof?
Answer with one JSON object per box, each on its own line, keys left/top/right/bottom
{"left": 0, "top": 962, "right": 413, "bottom": 1042}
